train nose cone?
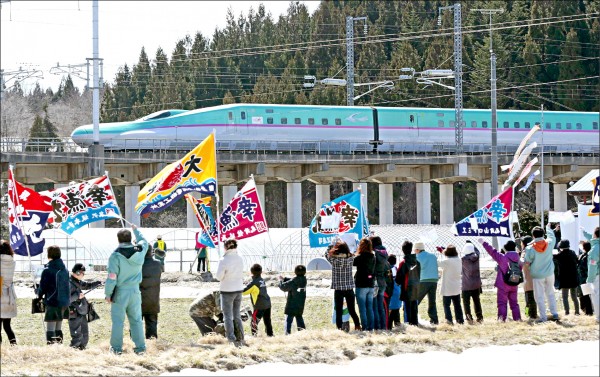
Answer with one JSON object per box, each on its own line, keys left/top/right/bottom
{"left": 71, "top": 125, "right": 93, "bottom": 146}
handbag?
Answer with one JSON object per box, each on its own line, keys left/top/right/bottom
{"left": 31, "top": 297, "right": 46, "bottom": 314}
{"left": 87, "top": 302, "right": 100, "bottom": 322}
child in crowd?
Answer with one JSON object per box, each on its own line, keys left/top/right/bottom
{"left": 278, "top": 265, "right": 307, "bottom": 335}
{"left": 480, "top": 239, "right": 522, "bottom": 322}
{"left": 438, "top": 245, "right": 464, "bottom": 325}
{"left": 68, "top": 263, "right": 102, "bottom": 349}
{"left": 385, "top": 254, "right": 402, "bottom": 329}
{"left": 243, "top": 264, "right": 273, "bottom": 337}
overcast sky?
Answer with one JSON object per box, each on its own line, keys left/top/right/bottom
{"left": 1, "top": 1, "right": 320, "bottom": 93}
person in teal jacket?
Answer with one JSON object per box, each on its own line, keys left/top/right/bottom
{"left": 524, "top": 223, "right": 558, "bottom": 322}
{"left": 105, "top": 225, "right": 148, "bottom": 355}
{"left": 581, "top": 226, "right": 599, "bottom": 322}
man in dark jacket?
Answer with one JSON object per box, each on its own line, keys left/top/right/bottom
{"left": 578, "top": 241, "right": 594, "bottom": 315}
{"left": 278, "top": 265, "right": 307, "bottom": 335}
{"left": 68, "top": 263, "right": 102, "bottom": 349}
{"left": 242, "top": 264, "right": 273, "bottom": 337}
{"left": 554, "top": 239, "right": 580, "bottom": 315}
{"left": 396, "top": 240, "right": 421, "bottom": 326}
{"left": 371, "top": 236, "right": 390, "bottom": 330}
{"left": 140, "top": 246, "right": 162, "bottom": 339}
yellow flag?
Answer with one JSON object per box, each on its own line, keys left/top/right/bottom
{"left": 135, "top": 133, "right": 217, "bottom": 216}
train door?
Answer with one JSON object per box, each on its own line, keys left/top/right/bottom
{"left": 239, "top": 109, "right": 249, "bottom": 134}
{"left": 226, "top": 111, "right": 235, "bottom": 134}
{"left": 408, "top": 112, "right": 419, "bottom": 139}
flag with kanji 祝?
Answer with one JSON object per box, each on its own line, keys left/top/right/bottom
{"left": 41, "top": 175, "right": 122, "bottom": 235}
{"left": 7, "top": 168, "right": 53, "bottom": 256}
{"left": 218, "top": 178, "right": 268, "bottom": 241}
{"left": 589, "top": 175, "right": 599, "bottom": 216}
{"left": 309, "top": 190, "right": 369, "bottom": 248}
{"left": 185, "top": 194, "right": 217, "bottom": 248}
{"left": 453, "top": 187, "right": 514, "bottom": 238}
{"left": 136, "top": 133, "right": 217, "bottom": 216}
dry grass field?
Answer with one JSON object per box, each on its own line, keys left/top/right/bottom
{"left": 1, "top": 271, "right": 598, "bottom": 376}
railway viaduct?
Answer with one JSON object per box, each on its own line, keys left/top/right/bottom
{"left": 2, "top": 141, "right": 598, "bottom": 227}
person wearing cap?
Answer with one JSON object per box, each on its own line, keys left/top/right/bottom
{"left": 105, "top": 225, "right": 148, "bottom": 355}
{"left": 153, "top": 235, "right": 167, "bottom": 272}
{"left": 519, "top": 236, "right": 537, "bottom": 319}
{"left": 68, "top": 263, "right": 102, "bottom": 349}
{"left": 479, "top": 239, "right": 522, "bottom": 322}
{"left": 414, "top": 241, "right": 439, "bottom": 325}
{"left": 554, "top": 239, "right": 580, "bottom": 316}
{"left": 461, "top": 242, "right": 483, "bottom": 324}
{"left": 524, "top": 223, "right": 558, "bottom": 322}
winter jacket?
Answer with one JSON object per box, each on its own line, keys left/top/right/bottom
{"left": 461, "top": 249, "right": 482, "bottom": 291}
{"left": 38, "top": 258, "right": 70, "bottom": 308}
{"left": 189, "top": 291, "right": 221, "bottom": 319}
{"left": 325, "top": 252, "right": 355, "bottom": 291}
{"left": 243, "top": 275, "right": 271, "bottom": 310}
{"left": 554, "top": 248, "right": 579, "bottom": 289}
{"left": 279, "top": 275, "right": 307, "bottom": 316}
{"left": 577, "top": 251, "right": 589, "bottom": 285}
{"left": 140, "top": 255, "right": 162, "bottom": 315}
{"left": 215, "top": 248, "right": 244, "bottom": 293}
{"left": 396, "top": 254, "right": 420, "bottom": 301}
{"left": 353, "top": 252, "right": 375, "bottom": 288}
{"left": 524, "top": 225, "right": 556, "bottom": 279}
{"left": 69, "top": 276, "right": 101, "bottom": 317}
{"left": 582, "top": 230, "right": 599, "bottom": 283}
{"left": 416, "top": 250, "right": 439, "bottom": 282}
{"left": 373, "top": 246, "right": 390, "bottom": 291}
{"left": 388, "top": 280, "right": 402, "bottom": 310}
{"left": 482, "top": 241, "right": 522, "bottom": 292}
{"left": 105, "top": 227, "right": 148, "bottom": 299}
{"left": 439, "top": 256, "right": 462, "bottom": 296}
{"left": 521, "top": 253, "right": 534, "bottom": 292}
{"left": 0, "top": 254, "right": 17, "bottom": 318}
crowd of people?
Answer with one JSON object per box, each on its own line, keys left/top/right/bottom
{"left": 0, "top": 223, "right": 598, "bottom": 352}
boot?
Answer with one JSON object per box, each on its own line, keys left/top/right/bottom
{"left": 54, "top": 330, "right": 64, "bottom": 344}
{"left": 46, "top": 331, "right": 55, "bottom": 345}
{"left": 9, "top": 338, "right": 17, "bottom": 346}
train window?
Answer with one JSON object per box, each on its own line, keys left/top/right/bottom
{"left": 308, "top": 118, "right": 315, "bottom": 125}
{"left": 514, "top": 122, "right": 520, "bottom": 128}
{"left": 576, "top": 123, "right": 582, "bottom": 130}
{"left": 471, "top": 121, "right": 477, "bottom": 128}
{"left": 594, "top": 122, "right": 599, "bottom": 130}
{"left": 525, "top": 122, "right": 531, "bottom": 128}
{"left": 228, "top": 112, "right": 233, "bottom": 121}
{"left": 335, "top": 118, "right": 342, "bottom": 125}
{"left": 322, "top": 118, "right": 328, "bottom": 125}
{"left": 410, "top": 115, "right": 415, "bottom": 123}
{"left": 566, "top": 123, "right": 572, "bottom": 129}
{"left": 281, "top": 117, "right": 288, "bottom": 124}
{"left": 545, "top": 122, "right": 551, "bottom": 129}
{"left": 556, "top": 123, "right": 562, "bottom": 129}
{"left": 295, "top": 118, "right": 301, "bottom": 125}
{"left": 267, "top": 117, "right": 274, "bottom": 124}
{"left": 503, "top": 122, "right": 509, "bottom": 128}
{"left": 241, "top": 112, "right": 246, "bottom": 120}
{"left": 266, "top": 109, "right": 274, "bottom": 113}
{"left": 438, "top": 120, "right": 444, "bottom": 127}
{"left": 482, "top": 121, "right": 488, "bottom": 128}
{"left": 450, "top": 121, "right": 455, "bottom": 128}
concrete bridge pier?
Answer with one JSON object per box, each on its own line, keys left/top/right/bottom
{"left": 535, "top": 182, "right": 550, "bottom": 214}
{"left": 287, "top": 182, "right": 302, "bottom": 228}
{"left": 553, "top": 183, "right": 568, "bottom": 212}
{"left": 315, "top": 184, "right": 331, "bottom": 212}
{"left": 124, "top": 185, "right": 140, "bottom": 227}
{"left": 353, "top": 182, "right": 368, "bottom": 215}
{"left": 379, "top": 183, "right": 393, "bottom": 225}
{"left": 416, "top": 182, "right": 431, "bottom": 225}
{"left": 439, "top": 183, "right": 454, "bottom": 224}
{"left": 222, "top": 185, "right": 238, "bottom": 211}
{"left": 477, "top": 182, "right": 492, "bottom": 208}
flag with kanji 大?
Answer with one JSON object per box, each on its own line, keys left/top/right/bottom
{"left": 309, "top": 190, "right": 368, "bottom": 248}
{"left": 136, "top": 133, "right": 217, "bottom": 216}
{"left": 41, "top": 175, "right": 122, "bottom": 235}
{"left": 453, "top": 187, "right": 514, "bottom": 238}
{"left": 7, "top": 168, "right": 53, "bottom": 257}
{"left": 589, "top": 175, "right": 599, "bottom": 216}
{"left": 218, "top": 178, "right": 268, "bottom": 241}
{"left": 185, "top": 194, "right": 217, "bottom": 248}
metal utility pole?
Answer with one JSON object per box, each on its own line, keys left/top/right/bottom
{"left": 346, "top": 16, "right": 367, "bottom": 106}
{"left": 438, "top": 3, "right": 463, "bottom": 153}
{"left": 472, "top": 8, "right": 503, "bottom": 249}
{"left": 89, "top": 0, "right": 104, "bottom": 177}
{"left": 540, "top": 104, "right": 545, "bottom": 229}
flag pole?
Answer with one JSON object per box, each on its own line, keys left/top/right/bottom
{"left": 212, "top": 130, "right": 223, "bottom": 258}
{"left": 251, "top": 174, "right": 276, "bottom": 270}
{"left": 105, "top": 170, "right": 126, "bottom": 228}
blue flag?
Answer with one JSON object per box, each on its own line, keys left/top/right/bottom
{"left": 454, "top": 187, "right": 514, "bottom": 238}
{"left": 309, "top": 190, "right": 368, "bottom": 248}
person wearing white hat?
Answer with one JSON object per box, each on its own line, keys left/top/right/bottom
{"left": 461, "top": 242, "right": 483, "bottom": 324}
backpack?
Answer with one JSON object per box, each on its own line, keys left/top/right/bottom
{"left": 503, "top": 260, "right": 523, "bottom": 286}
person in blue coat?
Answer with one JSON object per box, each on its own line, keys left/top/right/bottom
{"left": 37, "top": 245, "right": 70, "bottom": 344}
{"left": 105, "top": 225, "right": 148, "bottom": 355}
